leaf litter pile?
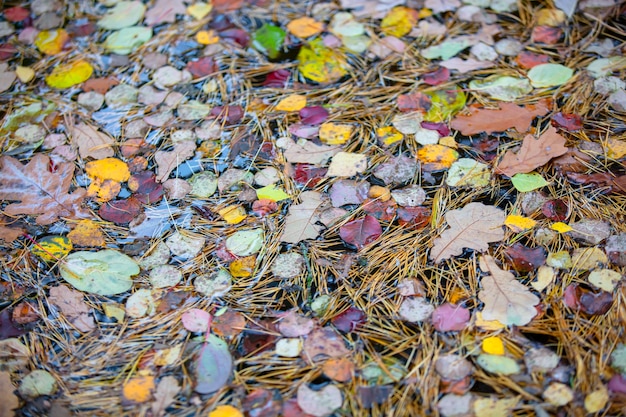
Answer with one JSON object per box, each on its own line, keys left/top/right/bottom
{"left": 1, "top": 0, "right": 626, "bottom": 416}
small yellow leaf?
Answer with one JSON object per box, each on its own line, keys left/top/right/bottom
{"left": 15, "top": 66, "right": 35, "bottom": 83}
{"left": 537, "top": 9, "right": 566, "bottom": 26}
{"left": 287, "top": 17, "right": 325, "bottom": 38}
{"left": 584, "top": 387, "right": 609, "bottom": 413}
{"left": 439, "top": 136, "right": 458, "bottom": 148}
{"left": 297, "top": 39, "right": 349, "bottom": 84}
{"left": 154, "top": 344, "right": 182, "bottom": 367}
{"left": 68, "top": 220, "right": 106, "bottom": 247}
{"left": 103, "top": 303, "right": 125, "bottom": 322}
{"left": 122, "top": 374, "right": 155, "bottom": 403}
{"left": 607, "top": 138, "right": 626, "bottom": 159}
{"left": 275, "top": 94, "right": 307, "bottom": 112}
{"left": 229, "top": 255, "right": 256, "bottom": 278}
{"left": 85, "top": 158, "right": 131, "bottom": 182}
{"left": 376, "top": 126, "right": 403, "bottom": 146}
{"left": 196, "top": 29, "right": 219, "bottom": 45}
{"left": 218, "top": 205, "right": 247, "bottom": 224}
{"left": 474, "top": 312, "right": 506, "bottom": 331}
{"left": 209, "top": 405, "right": 244, "bottom": 417}
{"left": 187, "top": 2, "right": 213, "bottom": 20}
{"left": 418, "top": 8, "right": 433, "bottom": 18}
{"left": 34, "top": 29, "right": 69, "bottom": 55}
{"left": 319, "top": 122, "right": 353, "bottom": 145}
{"left": 256, "top": 185, "right": 290, "bottom": 202}
{"left": 31, "top": 235, "right": 72, "bottom": 263}
{"left": 87, "top": 178, "right": 121, "bottom": 202}
{"left": 381, "top": 6, "right": 419, "bottom": 37}
{"left": 482, "top": 336, "right": 505, "bottom": 355}
{"left": 505, "top": 215, "right": 537, "bottom": 232}
{"left": 551, "top": 222, "right": 572, "bottom": 233}
{"left": 417, "top": 144, "right": 459, "bottom": 170}
{"left": 45, "top": 60, "right": 94, "bottom": 89}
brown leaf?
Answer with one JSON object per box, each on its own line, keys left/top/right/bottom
{"left": 69, "top": 122, "right": 115, "bottom": 160}
{"left": 302, "top": 327, "right": 350, "bottom": 362}
{"left": 0, "top": 155, "right": 88, "bottom": 225}
{"left": 430, "top": 202, "right": 505, "bottom": 263}
{"left": 279, "top": 191, "right": 324, "bottom": 244}
{"left": 496, "top": 126, "right": 568, "bottom": 177}
{"left": 450, "top": 100, "right": 550, "bottom": 136}
{"left": 567, "top": 172, "right": 626, "bottom": 194}
{"left": 48, "top": 285, "right": 95, "bottom": 332}
{"left": 154, "top": 141, "right": 197, "bottom": 183}
{"left": 478, "top": 255, "right": 539, "bottom": 326}
{"left": 0, "top": 371, "right": 19, "bottom": 417}
{"left": 150, "top": 376, "right": 180, "bottom": 417}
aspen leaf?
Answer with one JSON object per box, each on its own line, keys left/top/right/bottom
{"left": 417, "top": 144, "right": 459, "bottom": 171}
{"left": 275, "top": 94, "right": 307, "bottom": 111}
{"left": 31, "top": 235, "right": 72, "bottom": 263}
{"left": 376, "top": 126, "right": 403, "bottom": 146}
{"left": 256, "top": 185, "right": 290, "bottom": 202}
{"left": 505, "top": 214, "right": 536, "bottom": 232}
{"left": 511, "top": 172, "right": 549, "bottom": 192}
{"left": 319, "top": 122, "right": 353, "bottom": 145}
{"left": 123, "top": 373, "right": 155, "bottom": 403}
{"left": 209, "top": 405, "right": 243, "bottom": 417}
{"left": 482, "top": 336, "right": 505, "bottom": 355}
{"left": 381, "top": 6, "right": 419, "bottom": 37}
{"left": 218, "top": 205, "right": 247, "bottom": 224}
{"left": 187, "top": 2, "right": 213, "bottom": 20}
{"left": 478, "top": 255, "right": 539, "bottom": 326}
{"left": 45, "top": 60, "right": 94, "bottom": 89}
{"left": 287, "top": 17, "right": 324, "bottom": 38}
{"left": 430, "top": 203, "right": 505, "bottom": 263}
{"left": 195, "top": 334, "right": 233, "bottom": 394}
{"left": 551, "top": 222, "right": 572, "bottom": 233}
{"left": 34, "top": 29, "right": 69, "bottom": 55}
{"left": 297, "top": 39, "right": 349, "bottom": 84}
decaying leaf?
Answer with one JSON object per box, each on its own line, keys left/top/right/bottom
{"left": 69, "top": 122, "right": 114, "bottom": 160}
{"left": 497, "top": 126, "right": 568, "bottom": 177}
{"left": 0, "top": 154, "right": 88, "bottom": 225}
{"left": 450, "top": 100, "right": 550, "bottom": 135}
{"left": 150, "top": 376, "right": 180, "bottom": 417}
{"left": 154, "top": 141, "right": 197, "bottom": 183}
{"left": 280, "top": 191, "right": 324, "bottom": 244}
{"left": 430, "top": 203, "right": 505, "bottom": 263}
{"left": 48, "top": 285, "right": 95, "bottom": 332}
{"left": 478, "top": 255, "right": 539, "bottom": 326}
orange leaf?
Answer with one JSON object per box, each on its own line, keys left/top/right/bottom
{"left": 287, "top": 17, "right": 325, "bottom": 38}
{"left": 123, "top": 374, "right": 155, "bottom": 403}
{"left": 322, "top": 357, "right": 354, "bottom": 382}
{"left": 68, "top": 220, "right": 106, "bottom": 247}
{"left": 34, "top": 29, "right": 69, "bottom": 55}
{"left": 450, "top": 100, "right": 550, "bottom": 136}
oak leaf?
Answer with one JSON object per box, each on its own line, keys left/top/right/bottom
{"left": 280, "top": 191, "right": 324, "bottom": 244}
{"left": 0, "top": 155, "right": 88, "bottom": 225}
{"left": 450, "top": 101, "right": 550, "bottom": 135}
{"left": 478, "top": 255, "right": 539, "bottom": 326}
{"left": 69, "top": 122, "right": 115, "bottom": 160}
{"left": 496, "top": 126, "right": 568, "bottom": 177}
{"left": 430, "top": 202, "right": 505, "bottom": 263}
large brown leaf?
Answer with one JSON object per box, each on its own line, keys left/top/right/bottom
{"left": 496, "top": 126, "right": 568, "bottom": 177}
{"left": 430, "top": 202, "right": 505, "bottom": 263}
{"left": 0, "top": 155, "right": 88, "bottom": 225}
{"left": 451, "top": 100, "right": 550, "bottom": 135}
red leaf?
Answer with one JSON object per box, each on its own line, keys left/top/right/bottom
{"left": 362, "top": 199, "right": 396, "bottom": 222}
{"left": 397, "top": 206, "right": 431, "bottom": 230}
{"left": 299, "top": 106, "right": 329, "bottom": 125}
{"left": 213, "top": 0, "right": 244, "bottom": 12}
{"left": 219, "top": 28, "right": 249, "bottom": 47}
{"left": 551, "top": 112, "right": 583, "bottom": 131}
{"left": 210, "top": 105, "right": 244, "bottom": 124}
{"left": 263, "top": 69, "right": 290, "bottom": 87}
{"left": 240, "top": 319, "right": 279, "bottom": 355}
{"left": 4, "top": 6, "right": 30, "bottom": 22}
{"left": 421, "top": 121, "right": 450, "bottom": 136}
{"left": 252, "top": 199, "right": 279, "bottom": 216}
{"left": 431, "top": 303, "right": 470, "bottom": 332}
{"left": 504, "top": 243, "right": 546, "bottom": 273}
{"left": 515, "top": 51, "right": 550, "bottom": 69}
{"left": 187, "top": 57, "right": 218, "bottom": 78}
{"left": 293, "top": 164, "right": 327, "bottom": 188}
{"left": 129, "top": 171, "right": 164, "bottom": 204}
{"left": 331, "top": 306, "right": 366, "bottom": 333}
{"left": 339, "top": 215, "right": 382, "bottom": 250}
{"left": 563, "top": 284, "right": 613, "bottom": 315}
{"left": 397, "top": 92, "right": 431, "bottom": 113}
{"left": 567, "top": 172, "right": 626, "bottom": 194}
{"left": 541, "top": 199, "right": 568, "bottom": 221}
{"left": 531, "top": 26, "right": 562, "bottom": 44}
{"left": 99, "top": 197, "right": 142, "bottom": 224}
{"left": 422, "top": 67, "right": 450, "bottom": 86}
{"left": 0, "top": 43, "right": 17, "bottom": 60}
{"left": 242, "top": 388, "right": 283, "bottom": 417}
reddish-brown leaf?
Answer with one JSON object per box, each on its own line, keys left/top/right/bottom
{"left": 331, "top": 306, "right": 366, "bottom": 333}
{"left": 496, "top": 126, "right": 568, "bottom": 177}
{"left": 567, "top": 172, "right": 626, "bottom": 194}
{"left": 339, "top": 215, "right": 382, "bottom": 250}
{"left": 451, "top": 101, "right": 550, "bottom": 136}
{"left": 186, "top": 57, "right": 218, "bottom": 78}
{"left": 99, "top": 196, "right": 142, "bottom": 224}
{"left": 397, "top": 92, "right": 431, "bottom": 113}
{"left": 531, "top": 26, "right": 563, "bottom": 44}
{"left": 504, "top": 243, "right": 547, "bottom": 273}
{"left": 4, "top": 6, "right": 30, "bottom": 22}
{"left": 299, "top": 106, "right": 329, "bottom": 125}
{"left": 551, "top": 112, "right": 583, "bottom": 131}
{"left": 422, "top": 67, "right": 450, "bottom": 85}
{"left": 361, "top": 199, "right": 397, "bottom": 222}
{"left": 242, "top": 388, "right": 283, "bottom": 417}
{"left": 542, "top": 199, "right": 569, "bottom": 221}
{"left": 563, "top": 284, "right": 613, "bottom": 315}
{"left": 82, "top": 77, "right": 119, "bottom": 94}
{"left": 515, "top": 51, "right": 550, "bottom": 69}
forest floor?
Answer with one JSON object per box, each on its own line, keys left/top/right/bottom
{"left": 1, "top": 0, "right": 626, "bottom": 416}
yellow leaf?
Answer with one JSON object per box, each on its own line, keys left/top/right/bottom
{"left": 87, "top": 178, "right": 121, "bottom": 202}
{"left": 34, "top": 29, "right": 69, "bottom": 55}
{"left": 31, "top": 235, "right": 72, "bottom": 263}
{"left": 607, "top": 138, "right": 626, "bottom": 159}
{"left": 68, "top": 220, "right": 106, "bottom": 247}
{"left": 209, "top": 405, "right": 244, "bottom": 417}
{"left": 275, "top": 94, "right": 307, "bottom": 112}
{"left": 551, "top": 222, "right": 572, "bottom": 233}
{"left": 187, "top": 2, "right": 213, "bottom": 20}
{"left": 287, "top": 17, "right": 325, "bottom": 38}
{"left": 218, "top": 205, "right": 247, "bottom": 224}
{"left": 439, "top": 136, "right": 458, "bottom": 148}
{"left": 482, "top": 336, "right": 505, "bottom": 355}
{"left": 376, "top": 126, "right": 403, "bottom": 146}
{"left": 297, "top": 39, "right": 349, "bottom": 84}
{"left": 196, "top": 30, "right": 219, "bottom": 45}
{"left": 154, "top": 344, "right": 182, "bottom": 367}
{"left": 319, "top": 122, "right": 353, "bottom": 145}
{"left": 45, "top": 60, "right": 94, "bottom": 89}
{"left": 85, "top": 158, "right": 131, "bottom": 182}
{"left": 122, "top": 374, "right": 155, "bottom": 403}
{"left": 475, "top": 312, "right": 506, "bottom": 331}
{"left": 417, "top": 144, "right": 459, "bottom": 170}
{"left": 418, "top": 8, "right": 433, "bottom": 18}
{"left": 15, "top": 66, "right": 35, "bottom": 83}
{"left": 504, "top": 214, "right": 537, "bottom": 232}
{"left": 103, "top": 303, "right": 125, "bottom": 322}
{"left": 229, "top": 255, "right": 256, "bottom": 278}
{"left": 256, "top": 185, "right": 290, "bottom": 202}
{"left": 381, "top": 6, "right": 419, "bottom": 37}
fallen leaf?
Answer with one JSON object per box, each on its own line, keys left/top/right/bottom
{"left": 0, "top": 371, "right": 19, "bottom": 416}
{"left": 528, "top": 63, "right": 574, "bottom": 87}
{"left": 154, "top": 141, "right": 197, "bottom": 182}
{"left": 278, "top": 310, "right": 315, "bottom": 337}
{"left": 195, "top": 334, "right": 233, "bottom": 394}
{"left": 431, "top": 303, "right": 470, "bottom": 332}
{"left": 417, "top": 144, "right": 459, "bottom": 171}
{"left": 297, "top": 384, "right": 343, "bottom": 417}
{"left": 287, "top": 17, "right": 324, "bottom": 38}
{"left": 145, "top": 0, "right": 185, "bottom": 25}
{"left": 450, "top": 101, "right": 550, "bottom": 135}
{"left": 48, "top": 285, "right": 95, "bottom": 332}
{"left": 253, "top": 23, "right": 286, "bottom": 59}
{"left": 69, "top": 122, "right": 114, "bottom": 160}
{"left": 34, "top": 29, "right": 69, "bottom": 55}
{"left": 482, "top": 336, "right": 505, "bottom": 355}
{"left": 280, "top": 191, "right": 324, "bottom": 243}
{"left": 225, "top": 229, "right": 264, "bottom": 257}
{"left": 98, "top": 1, "right": 146, "bottom": 30}
{"left": 182, "top": 309, "right": 212, "bottom": 333}
{"left": 478, "top": 255, "right": 539, "bottom": 326}
{"left": 430, "top": 203, "right": 505, "bottom": 263}
{"left": 331, "top": 306, "right": 366, "bottom": 332}
{"left": 504, "top": 242, "right": 547, "bottom": 273}
{"left": 297, "top": 39, "right": 349, "bottom": 83}
{"left": 398, "top": 297, "right": 434, "bottom": 322}
{"left": 584, "top": 387, "right": 609, "bottom": 413}
{"left": 323, "top": 357, "right": 355, "bottom": 382}
{"left": 123, "top": 373, "right": 155, "bottom": 403}
{"left": 319, "top": 123, "right": 354, "bottom": 145}
{"left": 302, "top": 327, "right": 350, "bottom": 361}
{"left": 277, "top": 136, "right": 340, "bottom": 165}
{"left": 497, "top": 126, "right": 568, "bottom": 177}
{"left": 150, "top": 376, "right": 180, "bottom": 417}
{"left": 45, "top": 60, "right": 94, "bottom": 89}
{"left": 209, "top": 405, "right": 243, "bottom": 417}
{"left": 504, "top": 214, "right": 537, "bottom": 232}
{"left": 276, "top": 94, "right": 307, "bottom": 112}
{"left": 339, "top": 215, "right": 382, "bottom": 250}
{"left": 469, "top": 75, "right": 532, "bottom": 101}
{"left": 381, "top": 6, "right": 418, "bottom": 37}
{"left": 18, "top": 370, "right": 57, "bottom": 398}
{"left": 473, "top": 396, "right": 519, "bottom": 416}
{"left": 241, "top": 388, "right": 283, "bottom": 417}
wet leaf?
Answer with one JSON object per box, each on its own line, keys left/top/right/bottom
{"left": 98, "top": 1, "right": 146, "bottom": 30}
{"left": 226, "top": 229, "right": 264, "bottom": 257}
{"left": 45, "top": 60, "right": 93, "bottom": 89}
{"left": 253, "top": 24, "right": 286, "bottom": 60}
{"left": 505, "top": 214, "right": 537, "bottom": 232}
{"left": 303, "top": 327, "right": 350, "bottom": 361}
{"left": 104, "top": 26, "right": 153, "bottom": 55}
{"left": 399, "top": 297, "right": 434, "bottom": 323}
{"left": 432, "top": 303, "right": 470, "bottom": 332}
{"left": 195, "top": 334, "right": 233, "bottom": 394}
{"left": 424, "top": 87, "right": 467, "bottom": 122}
{"left": 123, "top": 373, "right": 155, "bottom": 403}
{"left": 297, "top": 39, "right": 349, "bottom": 84}
{"left": 213, "top": 310, "right": 246, "bottom": 338}
{"left": 331, "top": 306, "right": 366, "bottom": 333}
{"left": 256, "top": 185, "right": 290, "bottom": 202}
{"left": 276, "top": 94, "right": 307, "bottom": 112}
{"left": 319, "top": 122, "right": 353, "bottom": 145}
{"left": 0, "top": 371, "right": 19, "bottom": 416}
{"left": 34, "top": 29, "right": 69, "bottom": 55}
{"left": 478, "top": 255, "right": 539, "bottom": 326}
{"left": 504, "top": 243, "right": 547, "bottom": 273}
{"left": 297, "top": 384, "right": 342, "bottom": 417}
{"left": 209, "top": 405, "right": 243, "bottom": 417}
{"left": 563, "top": 283, "right": 613, "bottom": 315}
{"left": 417, "top": 144, "right": 459, "bottom": 171}
{"left": 151, "top": 376, "right": 181, "bottom": 417}
{"left": 451, "top": 101, "right": 550, "bottom": 135}
{"left": 323, "top": 357, "right": 354, "bottom": 382}
{"left": 482, "top": 336, "right": 505, "bottom": 355}
{"left": 339, "top": 215, "right": 382, "bottom": 250}
{"left": 31, "top": 235, "right": 72, "bottom": 263}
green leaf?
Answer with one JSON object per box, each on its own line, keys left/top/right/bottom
{"left": 424, "top": 87, "right": 467, "bottom": 122}
{"left": 511, "top": 172, "right": 549, "bottom": 192}
{"left": 104, "top": 26, "right": 152, "bottom": 55}
{"left": 59, "top": 249, "right": 139, "bottom": 295}
{"left": 421, "top": 38, "right": 472, "bottom": 60}
{"left": 611, "top": 344, "right": 626, "bottom": 374}
{"left": 252, "top": 24, "right": 286, "bottom": 59}
{"left": 469, "top": 75, "right": 532, "bottom": 101}
{"left": 18, "top": 370, "right": 57, "bottom": 398}
{"left": 195, "top": 334, "right": 233, "bottom": 394}
{"left": 256, "top": 184, "right": 290, "bottom": 202}
{"left": 527, "top": 63, "right": 574, "bottom": 88}
{"left": 476, "top": 354, "right": 521, "bottom": 375}
{"left": 225, "top": 229, "right": 264, "bottom": 257}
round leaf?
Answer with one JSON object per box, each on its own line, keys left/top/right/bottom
{"left": 528, "top": 63, "right": 573, "bottom": 88}
{"left": 18, "top": 370, "right": 57, "bottom": 398}
{"left": 225, "top": 229, "right": 264, "bottom": 257}
{"left": 45, "top": 60, "right": 93, "bottom": 89}
{"left": 59, "top": 250, "right": 139, "bottom": 295}
{"left": 195, "top": 334, "right": 233, "bottom": 394}
{"left": 252, "top": 24, "right": 286, "bottom": 59}
{"left": 182, "top": 309, "right": 212, "bottom": 333}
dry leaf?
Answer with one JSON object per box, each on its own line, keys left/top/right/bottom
{"left": 150, "top": 376, "right": 180, "bottom": 417}
{"left": 277, "top": 136, "right": 341, "bottom": 165}
{"left": 497, "top": 126, "right": 568, "bottom": 177}
{"left": 430, "top": 203, "right": 505, "bottom": 263}
{"left": 48, "top": 284, "right": 94, "bottom": 332}
{"left": 0, "top": 371, "right": 19, "bottom": 417}
{"left": 450, "top": 101, "right": 550, "bottom": 135}
{"left": 69, "top": 122, "right": 115, "bottom": 160}
{"left": 478, "top": 255, "right": 539, "bottom": 326}
{"left": 154, "top": 141, "right": 197, "bottom": 182}
{"left": 280, "top": 191, "right": 324, "bottom": 244}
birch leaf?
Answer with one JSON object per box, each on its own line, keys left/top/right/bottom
{"left": 280, "top": 191, "right": 323, "bottom": 244}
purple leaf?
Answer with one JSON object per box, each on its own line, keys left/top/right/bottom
{"left": 331, "top": 306, "right": 366, "bottom": 333}
{"left": 195, "top": 334, "right": 233, "bottom": 394}
{"left": 432, "top": 303, "right": 470, "bottom": 332}
{"left": 299, "top": 106, "right": 329, "bottom": 125}
{"left": 339, "top": 215, "right": 382, "bottom": 250}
